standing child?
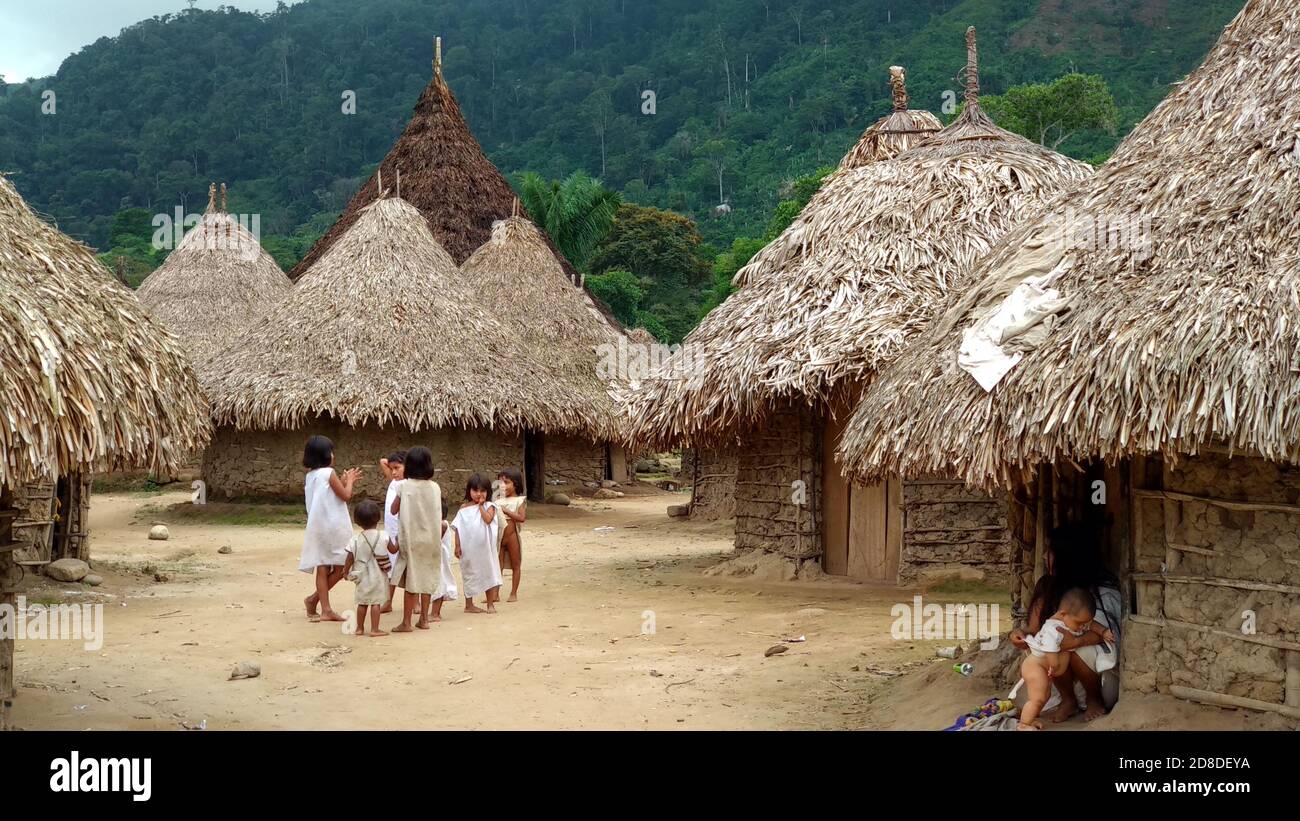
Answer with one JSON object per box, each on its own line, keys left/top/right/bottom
{"left": 389, "top": 446, "right": 442, "bottom": 632}
{"left": 495, "top": 468, "right": 527, "bottom": 603}
{"left": 342, "top": 500, "right": 389, "bottom": 637}
{"left": 451, "top": 473, "right": 502, "bottom": 613}
{"left": 300, "top": 435, "right": 361, "bottom": 623}
{"left": 379, "top": 451, "right": 406, "bottom": 614}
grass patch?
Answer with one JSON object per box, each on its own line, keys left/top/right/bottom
{"left": 136, "top": 501, "right": 305, "bottom": 527}
{"left": 92, "top": 471, "right": 195, "bottom": 496}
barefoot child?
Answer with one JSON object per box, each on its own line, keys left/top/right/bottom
{"left": 389, "top": 446, "right": 442, "bottom": 632}
{"left": 343, "top": 500, "right": 389, "bottom": 637}
{"left": 1017, "top": 587, "right": 1114, "bottom": 730}
{"left": 495, "top": 468, "right": 527, "bottom": 602}
{"left": 300, "top": 435, "right": 361, "bottom": 623}
{"left": 379, "top": 451, "right": 406, "bottom": 613}
{"left": 451, "top": 473, "right": 502, "bottom": 613}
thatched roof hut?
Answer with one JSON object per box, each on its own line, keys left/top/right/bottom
{"left": 460, "top": 213, "right": 622, "bottom": 426}
{"left": 837, "top": 0, "right": 1300, "bottom": 490}
{"left": 623, "top": 43, "right": 1093, "bottom": 449}
{"left": 137, "top": 184, "right": 291, "bottom": 371}
{"left": 289, "top": 39, "right": 579, "bottom": 285}
{"left": 835, "top": 1, "right": 1300, "bottom": 718}
{"left": 838, "top": 66, "right": 943, "bottom": 170}
{"left": 204, "top": 194, "right": 610, "bottom": 441}
{"left": 0, "top": 174, "right": 210, "bottom": 490}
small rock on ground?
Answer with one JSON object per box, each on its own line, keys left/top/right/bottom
{"left": 229, "top": 661, "right": 261, "bottom": 680}
{"left": 148, "top": 525, "right": 170, "bottom": 541}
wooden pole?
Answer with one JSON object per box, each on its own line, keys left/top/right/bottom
{"left": 1286, "top": 651, "right": 1300, "bottom": 709}
{"left": 1, "top": 485, "right": 17, "bottom": 731}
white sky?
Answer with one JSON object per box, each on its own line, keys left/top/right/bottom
{"left": 0, "top": 0, "right": 300, "bottom": 82}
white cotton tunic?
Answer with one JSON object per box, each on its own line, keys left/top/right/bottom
{"left": 346, "top": 529, "right": 391, "bottom": 606}
{"left": 300, "top": 467, "right": 352, "bottom": 573}
{"left": 451, "top": 503, "right": 501, "bottom": 599}
{"left": 385, "top": 479, "right": 404, "bottom": 583}
{"left": 438, "top": 521, "right": 459, "bottom": 601}
{"left": 391, "top": 479, "right": 442, "bottom": 595}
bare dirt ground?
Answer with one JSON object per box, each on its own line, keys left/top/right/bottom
{"left": 9, "top": 485, "right": 1275, "bottom": 730}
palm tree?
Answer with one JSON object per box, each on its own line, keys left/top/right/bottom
{"left": 518, "top": 171, "right": 620, "bottom": 272}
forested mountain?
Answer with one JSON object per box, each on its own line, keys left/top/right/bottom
{"left": 0, "top": 0, "right": 1243, "bottom": 263}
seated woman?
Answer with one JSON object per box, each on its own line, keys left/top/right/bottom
{"left": 1009, "top": 525, "right": 1122, "bottom": 722}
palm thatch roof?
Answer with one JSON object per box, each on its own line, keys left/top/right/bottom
{"left": 0, "top": 174, "right": 210, "bottom": 489}
{"left": 839, "top": 0, "right": 1300, "bottom": 489}
{"left": 838, "top": 66, "right": 943, "bottom": 170}
{"left": 289, "top": 39, "right": 579, "bottom": 285}
{"left": 626, "top": 327, "right": 658, "bottom": 346}
{"left": 621, "top": 37, "right": 1094, "bottom": 449}
{"left": 204, "top": 195, "right": 615, "bottom": 440}
{"left": 460, "top": 213, "right": 622, "bottom": 433}
{"left": 137, "top": 184, "right": 291, "bottom": 371}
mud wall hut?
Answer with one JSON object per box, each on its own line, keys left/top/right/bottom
{"left": 838, "top": 0, "right": 1300, "bottom": 718}
{"left": 624, "top": 48, "right": 1092, "bottom": 587}
{"left": 0, "top": 174, "right": 209, "bottom": 729}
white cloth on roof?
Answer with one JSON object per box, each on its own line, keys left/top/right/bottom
{"left": 958, "top": 273, "right": 1069, "bottom": 392}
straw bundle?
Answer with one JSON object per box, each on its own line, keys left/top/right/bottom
{"left": 838, "top": 0, "right": 1300, "bottom": 489}
{"left": 622, "top": 36, "right": 1093, "bottom": 449}
{"left": 0, "top": 174, "right": 210, "bottom": 488}
{"left": 137, "top": 187, "right": 291, "bottom": 371}
{"left": 204, "top": 196, "right": 614, "bottom": 440}
{"left": 460, "top": 214, "right": 622, "bottom": 432}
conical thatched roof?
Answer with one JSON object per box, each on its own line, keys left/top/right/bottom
{"left": 839, "top": 0, "right": 1300, "bottom": 489}
{"left": 622, "top": 37, "right": 1093, "bottom": 449}
{"left": 289, "top": 40, "right": 578, "bottom": 284}
{"left": 204, "top": 195, "right": 613, "bottom": 440}
{"left": 838, "top": 66, "right": 943, "bottom": 170}
{"left": 137, "top": 184, "right": 291, "bottom": 370}
{"left": 460, "top": 214, "right": 621, "bottom": 431}
{"left": 0, "top": 175, "right": 210, "bottom": 488}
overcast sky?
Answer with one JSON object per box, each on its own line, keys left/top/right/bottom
{"left": 0, "top": 1, "right": 300, "bottom": 82}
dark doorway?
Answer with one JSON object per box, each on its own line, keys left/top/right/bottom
{"left": 524, "top": 432, "right": 545, "bottom": 502}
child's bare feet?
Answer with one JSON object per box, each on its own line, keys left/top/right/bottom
{"left": 507, "top": 594, "right": 518, "bottom": 602}
{"left": 368, "top": 629, "right": 388, "bottom": 637}
{"left": 428, "top": 614, "right": 442, "bottom": 622}
{"left": 392, "top": 623, "right": 414, "bottom": 633}
{"left": 1083, "top": 703, "right": 1106, "bottom": 721}
{"left": 318, "top": 610, "right": 345, "bottom": 622}
{"left": 465, "top": 603, "right": 486, "bottom": 614}
{"left": 380, "top": 604, "right": 393, "bottom": 614}
{"left": 1016, "top": 722, "right": 1042, "bottom": 731}
{"left": 416, "top": 619, "right": 430, "bottom": 630}
{"left": 304, "top": 595, "right": 319, "bottom": 618}
{"left": 486, "top": 603, "right": 497, "bottom": 614}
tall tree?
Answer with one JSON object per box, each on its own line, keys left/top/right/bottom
{"left": 518, "top": 171, "right": 621, "bottom": 272}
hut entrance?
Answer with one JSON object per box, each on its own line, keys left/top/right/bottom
{"left": 524, "top": 433, "right": 545, "bottom": 502}
{"left": 821, "top": 405, "right": 903, "bottom": 582}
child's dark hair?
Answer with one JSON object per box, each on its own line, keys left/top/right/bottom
{"left": 497, "top": 467, "right": 525, "bottom": 497}
{"left": 441, "top": 497, "right": 449, "bottom": 520}
{"left": 404, "top": 446, "right": 434, "bottom": 480}
{"left": 388, "top": 450, "right": 407, "bottom": 464}
{"left": 303, "top": 435, "right": 334, "bottom": 469}
{"left": 1060, "top": 587, "right": 1095, "bottom": 619}
{"left": 464, "top": 472, "right": 493, "bottom": 502}
{"left": 353, "top": 499, "right": 382, "bottom": 530}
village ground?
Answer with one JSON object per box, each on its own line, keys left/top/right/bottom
{"left": 8, "top": 484, "right": 1283, "bottom": 731}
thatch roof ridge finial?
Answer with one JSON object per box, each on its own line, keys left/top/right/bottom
{"left": 512, "top": 197, "right": 520, "bottom": 218}
{"left": 434, "top": 36, "right": 442, "bottom": 79}
{"left": 220, "top": 182, "right": 228, "bottom": 213}
{"left": 964, "top": 26, "right": 979, "bottom": 107}
{"left": 206, "top": 182, "right": 217, "bottom": 214}
{"left": 396, "top": 167, "right": 401, "bottom": 199}
{"left": 888, "top": 66, "right": 908, "bottom": 111}
{"left": 377, "top": 167, "right": 384, "bottom": 200}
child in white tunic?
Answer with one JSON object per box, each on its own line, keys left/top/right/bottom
{"left": 342, "top": 500, "right": 389, "bottom": 637}
{"left": 451, "top": 473, "right": 502, "bottom": 613}
{"left": 437, "top": 497, "right": 459, "bottom": 604}
{"left": 300, "top": 435, "right": 361, "bottom": 623}
{"left": 379, "top": 451, "right": 407, "bottom": 613}
{"left": 389, "top": 446, "right": 442, "bottom": 632}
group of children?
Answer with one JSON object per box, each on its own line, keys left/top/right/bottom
{"left": 298, "top": 435, "right": 528, "bottom": 637}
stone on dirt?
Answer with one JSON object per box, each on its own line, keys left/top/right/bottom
{"left": 46, "top": 558, "right": 90, "bottom": 582}
{"left": 148, "top": 525, "right": 170, "bottom": 541}
{"left": 229, "top": 661, "right": 261, "bottom": 680}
